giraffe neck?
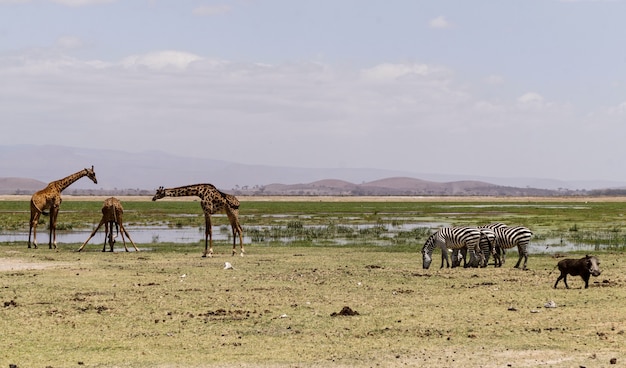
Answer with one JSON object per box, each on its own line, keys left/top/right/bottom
{"left": 51, "top": 169, "right": 88, "bottom": 193}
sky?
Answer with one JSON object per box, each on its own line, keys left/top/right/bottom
{"left": 1, "top": 0, "right": 626, "bottom": 183}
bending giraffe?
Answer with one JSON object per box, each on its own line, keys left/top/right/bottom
{"left": 152, "top": 184, "right": 244, "bottom": 257}
{"left": 28, "top": 166, "right": 98, "bottom": 249}
{"left": 77, "top": 197, "right": 138, "bottom": 252}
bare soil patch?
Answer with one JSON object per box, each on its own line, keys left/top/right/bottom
{"left": 0, "top": 257, "right": 63, "bottom": 271}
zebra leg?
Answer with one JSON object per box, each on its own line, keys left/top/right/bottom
{"left": 481, "top": 248, "right": 490, "bottom": 267}
{"left": 479, "top": 246, "right": 489, "bottom": 268}
{"left": 451, "top": 249, "right": 461, "bottom": 268}
{"left": 514, "top": 246, "right": 529, "bottom": 269}
{"left": 453, "top": 248, "right": 470, "bottom": 267}
{"left": 474, "top": 245, "right": 485, "bottom": 267}
{"left": 441, "top": 249, "right": 450, "bottom": 268}
{"left": 494, "top": 246, "right": 503, "bottom": 267}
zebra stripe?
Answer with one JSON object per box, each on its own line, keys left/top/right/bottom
{"left": 452, "top": 228, "right": 495, "bottom": 268}
{"left": 477, "top": 223, "right": 508, "bottom": 266}
{"left": 421, "top": 226, "right": 483, "bottom": 269}
{"left": 480, "top": 222, "right": 507, "bottom": 230}
{"left": 491, "top": 226, "right": 533, "bottom": 269}
{"left": 478, "top": 228, "right": 495, "bottom": 266}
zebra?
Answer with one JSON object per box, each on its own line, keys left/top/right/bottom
{"left": 490, "top": 226, "right": 533, "bottom": 269}
{"left": 452, "top": 228, "right": 495, "bottom": 268}
{"left": 421, "top": 226, "right": 484, "bottom": 269}
{"left": 480, "top": 222, "right": 508, "bottom": 230}
{"left": 478, "top": 222, "right": 508, "bottom": 266}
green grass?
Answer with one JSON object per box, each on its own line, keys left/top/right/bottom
{"left": 1, "top": 197, "right": 626, "bottom": 367}
{"left": 5, "top": 198, "right": 626, "bottom": 248}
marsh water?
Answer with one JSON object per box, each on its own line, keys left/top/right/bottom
{"left": 0, "top": 222, "right": 615, "bottom": 254}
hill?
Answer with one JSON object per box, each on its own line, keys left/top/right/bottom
{"left": 255, "top": 177, "right": 560, "bottom": 196}
{"left": 0, "top": 177, "right": 46, "bottom": 195}
{"left": 0, "top": 144, "right": 623, "bottom": 196}
{"left": 0, "top": 175, "right": 566, "bottom": 197}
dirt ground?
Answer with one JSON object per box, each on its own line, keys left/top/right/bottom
{"left": 0, "top": 257, "right": 63, "bottom": 271}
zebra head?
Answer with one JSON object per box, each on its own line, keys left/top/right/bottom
{"left": 422, "top": 233, "right": 436, "bottom": 269}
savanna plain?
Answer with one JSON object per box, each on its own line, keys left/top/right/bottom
{"left": 1, "top": 196, "right": 626, "bottom": 367}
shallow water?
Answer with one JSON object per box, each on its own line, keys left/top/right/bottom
{"left": 0, "top": 226, "right": 240, "bottom": 246}
{"left": 1, "top": 223, "right": 619, "bottom": 253}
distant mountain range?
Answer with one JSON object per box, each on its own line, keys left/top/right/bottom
{"left": 0, "top": 144, "right": 624, "bottom": 196}
{"left": 257, "top": 177, "right": 562, "bottom": 196}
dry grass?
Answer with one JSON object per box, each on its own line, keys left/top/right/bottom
{"left": 0, "top": 243, "right": 624, "bottom": 368}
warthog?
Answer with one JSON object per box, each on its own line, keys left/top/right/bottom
{"left": 554, "top": 255, "right": 601, "bottom": 289}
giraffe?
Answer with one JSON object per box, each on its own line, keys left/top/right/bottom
{"left": 28, "top": 166, "right": 98, "bottom": 249}
{"left": 77, "top": 197, "right": 138, "bottom": 252}
{"left": 152, "top": 184, "right": 244, "bottom": 257}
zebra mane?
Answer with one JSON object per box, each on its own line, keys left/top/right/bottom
{"left": 422, "top": 232, "right": 437, "bottom": 254}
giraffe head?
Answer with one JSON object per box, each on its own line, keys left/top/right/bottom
{"left": 85, "top": 165, "right": 98, "bottom": 184}
{"left": 152, "top": 186, "right": 166, "bottom": 201}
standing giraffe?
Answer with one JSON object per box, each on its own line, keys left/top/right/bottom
{"left": 77, "top": 197, "right": 138, "bottom": 252}
{"left": 152, "top": 184, "right": 244, "bottom": 257}
{"left": 28, "top": 166, "right": 98, "bottom": 249}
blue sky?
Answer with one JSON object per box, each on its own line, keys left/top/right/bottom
{"left": 1, "top": 0, "right": 625, "bottom": 183}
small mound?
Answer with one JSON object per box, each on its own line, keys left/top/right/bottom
{"left": 331, "top": 306, "right": 359, "bottom": 317}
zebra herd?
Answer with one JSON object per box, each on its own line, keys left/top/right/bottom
{"left": 421, "top": 222, "right": 533, "bottom": 270}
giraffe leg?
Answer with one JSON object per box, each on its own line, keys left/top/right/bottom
{"left": 102, "top": 222, "right": 109, "bottom": 252}
{"left": 117, "top": 222, "right": 130, "bottom": 252}
{"left": 109, "top": 221, "right": 119, "bottom": 252}
{"left": 235, "top": 225, "right": 244, "bottom": 257}
{"left": 231, "top": 226, "right": 236, "bottom": 256}
{"left": 28, "top": 226, "right": 34, "bottom": 249}
{"left": 29, "top": 212, "right": 41, "bottom": 249}
{"left": 202, "top": 215, "right": 213, "bottom": 257}
{"left": 227, "top": 211, "right": 244, "bottom": 256}
{"left": 49, "top": 206, "right": 59, "bottom": 250}
{"left": 77, "top": 220, "right": 105, "bottom": 252}
{"left": 120, "top": 224, "right": 139, "bottom": 251}
{"left": 48, "top": 215, "right": 54, "bottom": 249}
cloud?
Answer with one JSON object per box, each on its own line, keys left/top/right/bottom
{"left": 360, "top": 62, "right": 449, "bottom": 81}
{"left": 51, "top": 0, "right": 116, "bottom": 5}
{"left": 557, "top": 0, "right": 620, "bottom": 2}
{"left": 605, "top": 101, "right": 626, "bottom": 115}
{"left": 0, "top": 0, "right": 118, "bottom": 7}
{"left": 517, "top": 92, "right": 544, "bottom": 105}
{"left": 485, "top": 74, "right": 505, "bottom": 85}
{"left": 473, "top": 101, "right": 504, "bottom": 114}
{"left": 0, "top": 0, "right": 115, "bottom": 4}
{"left": 120, "top": 51, "right": 203, "bottom": 70}
{"left": 56, "top": 36, "right": 84, "bottom": 49}
{"left": 193, "top": 4, "right": 231, "bottom": 16}
{"left": 429, "top": 16, "right": 452, "bottom": 29}
{"left": 0, "top": 49, "right": 614, "bottom": 181}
